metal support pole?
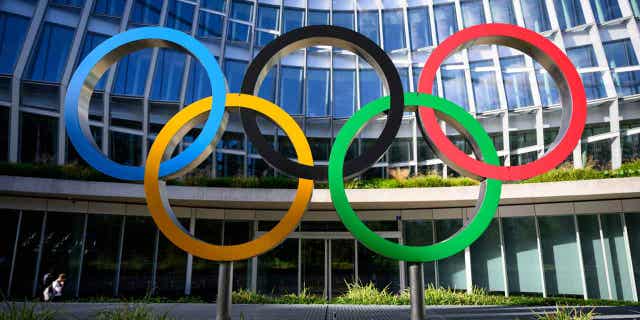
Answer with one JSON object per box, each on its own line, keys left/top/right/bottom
{"left": 216, "top": 262, "right": 233, "bottom": 320}
{"left": 409, "top": 263, "right": 426, "bottom": 320}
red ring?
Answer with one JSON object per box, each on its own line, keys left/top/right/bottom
{"left": 417, "top": 23, "right": 586, "bottom": 181}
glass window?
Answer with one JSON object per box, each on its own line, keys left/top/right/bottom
{"left": 331, "top": 239, "right": 355, "bottom": 297}
{"left": 39, "top": 212, "right": 85, "bottom": 297}
{"left": 567, "top": 45, "right": 598, "bottom": 68}
{"left": 151, "top": 49, "right": 185, "bottom": 101}
{"left": 247, "top": 157, "right": 273, "bottom": 177}
{"left": 112, "top": 49, "right": 152, "bottom": 96}
{"left": 217, "top": 132, "right": 244, "bottom": 150}
{"left": 201, "top": 0, "right": 225, "bottom": 12}
{"left": 471, "top": 219, "right": 504, "bottom": 292}
{"left": 359, "top": 69, "right": 382, "bottom": 106}
{"left": 20, "top": 112, "right": 57, "bottom": 164}
{"left": 403, "top": 220, "right": 436, "bottom": 287}
{"left": 118, "top": 216, "right": 156, "bottom": 296}
{"left": 279, "top": 66, "right": 303, "bottom": 115}
{"left": 501, "top": 56, "right": 533, "bottom": 109}
{"left": 502, "top": 216, "right": 543, "bottom": 294}
{"left": 0, "top": 12, "right": 30, "bottom": 75}
{"left": 227, "top": 21, "right": 251, "bottom": 43}
{"left": 258, "top": 68, "right": 276, "bottom": 102}
{"left": 77, "top": 32, "right": 109, "bottom": 90}
{"left": 216, "top": 152, "right": 244, "bottom": 176}
{"left": 231, "top": 0, "right": 252, "bottom": 21}
{"left": 436, "top": 219, "right": 466, "bottom": 290}
{"left": 358, "top": 240, "right": 400, "bottom": 292}
{"left": 224, "top": 59, "right": 247, "bottom": 93}
{"left": 308, "top": 10, "right": 329, "bottom": 26}
{"left": 256, "top": 5, "right": 279, "bottom": 46}
{"left": 0, "top": 210, "right": 19, "bottom": 294}
{"left": 577, "top": 214, "right": 609, "bottom": 299}
{"left": 198, "top": 11, "right": 224, "bottom": 38}
{"left": 408, "top": 7, "right": 432, "bottom": 50}
{"left": 185, "top": 61, "right": 211, "bottom": 104}
{"left": 470, "top": 61, "right": 500, "bottom": 112}
{"left": 413, "top": 67, "right": 439, "bottom": 95}
{"left": 301, "top": 239, "right": 324, "bottom": 295}
{"left": 590, "top": 0, "right": 622, "bottom": 23}
{"left": 306, "top": 68, "right": 329, "bottom": 116}
{"left": 603, "top": 39, "right": 638, "bottom": 68}
{"left": 601, "top": 214, "right": 635, "bottom": 300}
{"left": 434, "top": 4, "right": 458, "bottom": 44}
{"left": 389, "top": 138, "right": 413, "bottom": 163}
{"left": 130, "top": 0, "right": 161, "bottom": 25}
{"left": 382, "top": 9, "right": 406, "bottom": 51}
{"left": 358, "top": 11, "right": 380, "bottom": 45}
{"left": 510, "top": 129, "right": 537, "bottom": 151}
{"left": 333, "top": 11, "right": 354, "bottom": 30}
{"left": 461, "top": 0, "right": 486, "bottom": 28}
{"left": 535, "top": 63, "right": 560, "bottom": 106}
{"left": 0, "top": 108, "right": 8, "bottom": 161}
{"left": 258, "top": 239, "right": 298, "bottom": 295}
{"left": 109, "top": 131, "right": 142, "bottom": 166}
{"left": 51, "top": 0, "right": 84, "bottom": 7}
{"left": 538, "top": 215, "right": 583, "bottom": 296}
{"left": 627, "top": 213, "right": 640, "bottom": 297}
{"left": 442, "top": 68, "right": 469, "bottom": 110}
{"left": 612, "top": 71, "right": 640, "bottom": 96}
{"left": 166, "top": 0, "right": 194, "bottom": 32}
{"left": 25, "top": 23, "right": 75, "bottom": 83}
{"left": 490, "top": 0, "right": 516, "bottom": 24}
{"left": 520, "top": 0, "right": 550, "bottom": 32}
{"left": 554, "top": 0, "right": 585, "bottom": 29}
{"left": 191, "top": 219, "right": 222, "bottom": 299}
{"left": 582, "top": 72, "right": 607, "bottom": 100}
{"left": 333, "top": 69, "right": 356, "bottom": 118}
{"left": 93, "top": 0, "right": 125, "bottom": 16}
{"left": 79, "top": 214, "right": 122, "bottom": 297}
{"left": 632, "top": 0, "right": 640, "bottom": 17}
{"left": 9, "top": 211, "right": 43, "bottom": 298}
{"left": 155, "top": 219, "right": 188, "bottom": 296}
{"left": 283, "top": 8, "right": 304, "bottom": 32}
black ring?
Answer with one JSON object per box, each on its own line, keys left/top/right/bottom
{"left": 240, "top": 25, "right": 404, "bottom": 181}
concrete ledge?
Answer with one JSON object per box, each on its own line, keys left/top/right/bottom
{"left": 0, "top": 175, "right": 639, "bottom": 211}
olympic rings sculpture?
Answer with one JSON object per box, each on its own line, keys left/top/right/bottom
{"left": 65, "top": 24, "right": 586, "bottom": 263}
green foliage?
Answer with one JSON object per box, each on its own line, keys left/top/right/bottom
{"left": 94, "top": 305, "right": 175, "bottom": 320}
{"left": 333, "top": 282, "right": 407, "bottom": 305}
{"left": 341, "top": 175, "right": 479, "bottom": 189}
{"left": 0, "top": 301, "right": 56, "bottom": 320}
{"left": 535, "top": 307, "right": 595, "bottom": 320}
{"left": 232, "top": 288, "right": 325, "bottom": 305}
{"left": 525, "top": 159, "right": 640, "bottom": 183}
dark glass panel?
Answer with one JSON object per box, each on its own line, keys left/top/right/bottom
{"left": 80, "top": 214, "right": 122, "bottom": 297}
{"left": 19, "top": 112, "right": 58, "bottom": 164}
{"left": 0, "top": 12, "right": 30, "bottom": 75}
{"left": 10, "top": 211, "right": 44, "bottom": 298}
{"left": 258, "top": 238, "right": 298, "bottom": 295}
{"left": 0, "top": 210, "right": 19, "bottom": 295}
{"left": 118, "top": 216, "right": 156, "bottom": 297}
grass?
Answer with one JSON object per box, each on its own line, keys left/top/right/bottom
{"left": 94, "top": 304, "right": 175, "bottom": 320}
{"left": 535, "top": 307, "right": 596, "bottom": 320}
{"left": 0, "top": 301, "right": 56, "bottom": 320}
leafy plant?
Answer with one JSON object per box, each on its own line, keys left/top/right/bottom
{"left": 535, "top": 307, "right": 595, "bottom": 320}
{"left": 0, "top": 301, "right": 56, "bottom": 320}
{"left": 94, "top": 304, "right": 175, "bottom": 320}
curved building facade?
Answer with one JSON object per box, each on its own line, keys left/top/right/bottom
{"left": 0, "top": 0, "right": 640, "bottom": 302}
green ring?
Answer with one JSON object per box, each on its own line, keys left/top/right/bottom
{"left": 328, "top": 92, "right": 502, "bottom": 262}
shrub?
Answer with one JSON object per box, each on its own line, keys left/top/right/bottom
{"left": 0, "top": 301, "right": 56, "bottom": 320}
{"left": 333, "top": 282, "right": 406, "bottom": 305}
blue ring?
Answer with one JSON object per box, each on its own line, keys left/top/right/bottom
{"left": 64, "top": 27, "right": 226, "bottom": 181}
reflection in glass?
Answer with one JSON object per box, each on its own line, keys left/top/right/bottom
{"left": 581, "top": 72, "right": 607, "bottom": 100}
{"left": 520, "top": 0, "right": 550, "bottom": 32}
{"left": 626, "top": 213, "right": 640, "bottom": 297}
{"left": 279, "top": 66, "right": 303, "bottom": 114}
{"left": 589, "top": 0, "right": 622, "bottom": 23}
{"left": 109, "top": 131, "right": 142, "bottom": 166}
{"left": 502, "top": 216, "right": 543, "bottom": 294}
{"left": 0, "top": 210, "right": 19, "bottom": 294}
{"left": 554, "top": 0, "right": 585, "bottom": 29}
{"left": 408, "top": 7, "right": 432, "bottom": 50}
{"left": 382, "top": 10, "right": 405, "bottom": 51}
{"left": 358, "top": 239, "right": 400, "bottom": 292}
{"left": 501, "top": 56, "right": 533, "bottom": 109}
{"left": 331, "top": 239, "right": 355, "bottom": 297}
{"left": 358, "top": 11, "right": 380, "bottom": 44}
{"left": 224, "top": 59, "right": 247, "bottom": 93}
{"left": 258, "top": 239, "right": 298, "bottom": 295}
{"left": 538, "top": 215, "right": 582, "bottom": 296}
{"left": 77, "top": 32, "right": 108, "bottom": 90}
{"left": 216, "top": 152, "right": 244, "bottom": 177}
{"left": 471, "top": 219, "right": 504, "bottom": 292}
{"left": 490, "top": 0, "right": 516, "bottom": 24}
{"left": 403, "top": 220, "right": 436, "bottom": 287}
{"left": 302, "top": 239, "right": 324, "bottom": 296}
{"left": 156, "top": 219, "right": 189, "bottom": 297}
{"left": 93, "top": 0, "right": 125, "bottom": 16}
{"left": 20, "top": 112, "right": 58, "bottom": 164}
{"left": 166, "top": 0, "right": 194, "bottom": 32}
{"left": 333, "top": 69, "right": 356, "bottom": 117}
{"left": 119, "top": 216, "right": 156, "bottom": 297}
{"left": 567, "top": 45, "right": 598, "bottom": 68}
{"left": 461, "top": 0, "right": 486, "bottom": 27}
{"left": 308, "top": 10, "right": 329, "bottom": 26}
{"left": 601, "top": 214, "right": 634, "bottom": 300}
{"left": 112, "top": 49, "right": 152, "bottom": 96}
{"left": 360, "top": 69, "right": 382, "bottom": 106}
{"left": 332, "top": 11, "right": 354, "bottom": 30}
{"left": 470, "top": 61, "right": 499, "bottom": 112}
{"left": 612, "top": 71, "right": 640, "bottom": 96}
{"left": 306, "top": 68, "right": 329, "bottom": 116}
{"left": 130, "top": 0, "right": 161, "bottom": 25}
{"left": 577, "top": 215, "right": 609, "bottom": 299}
{"left": 202, "top": 0, "right": 225, "bottom": 12}
{"left": 198, "top": 12, "right": 224, "bottom": 38}
{"left": 80, "top": 214, "right": 122, "bottom": 297}
{"left": 436, "top": 219, "right": 466, "bottom": 290}
{"left": 283, "top": 8, "right": 304, "bottom": 32}
{"left": 151, "top": 49, "right": 185, "bottom": 101}
{"left": 25, "top": 23, "right": 75, "bottom": 83}
{"left": 10, "top": 211, "right": 43, "bottom": 298}
{"left": 191, "top": 219, "right": 222, "bottom": 300}
{"left": 434, "top": 4, "right": 458, "bottom": 44}
{"left": 441, "top": 69, "right": 469, "bottom": 110}
{"left": 0, "top": 12, "right": 30, "bottom": 75}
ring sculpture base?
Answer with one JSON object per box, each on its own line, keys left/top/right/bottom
{"left": 409, "top": 263, "right": 426, "bottom": 320}
{"left": 216, "top": 262, "right": 233, "bottom": 320}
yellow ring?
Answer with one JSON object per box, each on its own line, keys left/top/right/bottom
{"left": 144, "top": 94, "right": 314, "bottom": 261}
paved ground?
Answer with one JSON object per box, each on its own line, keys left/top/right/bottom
{"left": 9, "top": 303, "right": 640, "bottom": 319}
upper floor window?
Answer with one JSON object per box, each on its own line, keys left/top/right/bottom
{"left": 77, "top": 32, "right": 109, "bottom": 90}
{"left": 25, "top": 23, "right": 75, "bottom": 83}
{"left": 224, "top": 59, "right": 247, "bottom": 93}
{"left": 333, "top": 11, "right": 354, "bottom": 30}
{"left": 112, "top": 49, "right": 152, "bottom": 96}
{"left": 489, "top": 0, "right": 516, "bottom": 24}
{"left": 461, "top": 0, "right": 486, "bottom": 28}
{"left": 201, "top": 0, "right": 226, "bottom": 12}
{"left": 258, "top": 68, "right": 276, "bottom": 102}
{"left": 0, "top": 12, "right": 30, "bottom": 75}
{"left": 185, "top": 61, "right": 211, "bottom": 104}
{"left": 520, "top": 0, "right": 550, "bottom": 32}
{"left": 500, "top": 56, "right": 534, "bottom": 109}
{"left": 279, "top": 66, "right": 303, "bottom": 115}
{"left": 166, "top": 0, "right": 195, "bottom": 32}
{"left": 470, "top": 60, "right": 500, "bottom": 112}
{"left": 412, "top": 67, "right": 439, "bottom": 95}
{"left": 130, "top": 0, "right": 161, "bottom": 25}
{"left": 441, "top": 68, "right": 469, "bottom": 110}
{"left": 283, "top": 8, "right": 304, "bottom": 32}
{"left": 408, "top": 7, "right": 432, "bottom": 50}
{"left": 93, "top": 0, "right": 125, "bottom": 16}
{"left": 151, "top": 49, "right": 185, "bottom": 101}
{"left": 566, "top": 45, "right": 598, "bottom": 68}
{"left": 554, "top": 0, "right": 585, "bottom": 29}
{"left": 632, "top": 0, "right": 640, "bottom": 18}
{"left": 358, "top": 11, "right": 380, "bottom": 45}
{"left": 603, "top": 39, "right": 638, "bottom": 68}
{"left": 308, "top": 10, "right": 329, "bottom": 26}
{"left": 434, "top": 4, "right": 458, "bottom": 44}
{"left": 306, "top": 68, "right": 329, "bottom": 116}
{"left": 359, "top": 69, "right": 381, "bottom": 106}
{"left": 198, "top": 11, "right": 224, "bottom": 38}
{"left": 382, "top": 9, "right": 406, "bottom": 51}
{"left": 581, "top": 72, "right": 607, "bottom": 100}
{"left": 589, "top": 0, "right": 622, "bottom": 23}
{"left": 51, "top": 0, "right": 84, "bottom": 8}
{"left": 256, "top": 5, "right": 279, "bottom": 46}
{"left": 230, "top": 0, "right": 253, "bottom": 21}
{"left": 333, "top": 69, "right": 356, "bottom": 117}
{"left": 535, "top": 63, "right": 559, "bottom": 106}
{"left": 227, "top": 21, "right": 251, "bottom": 43}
